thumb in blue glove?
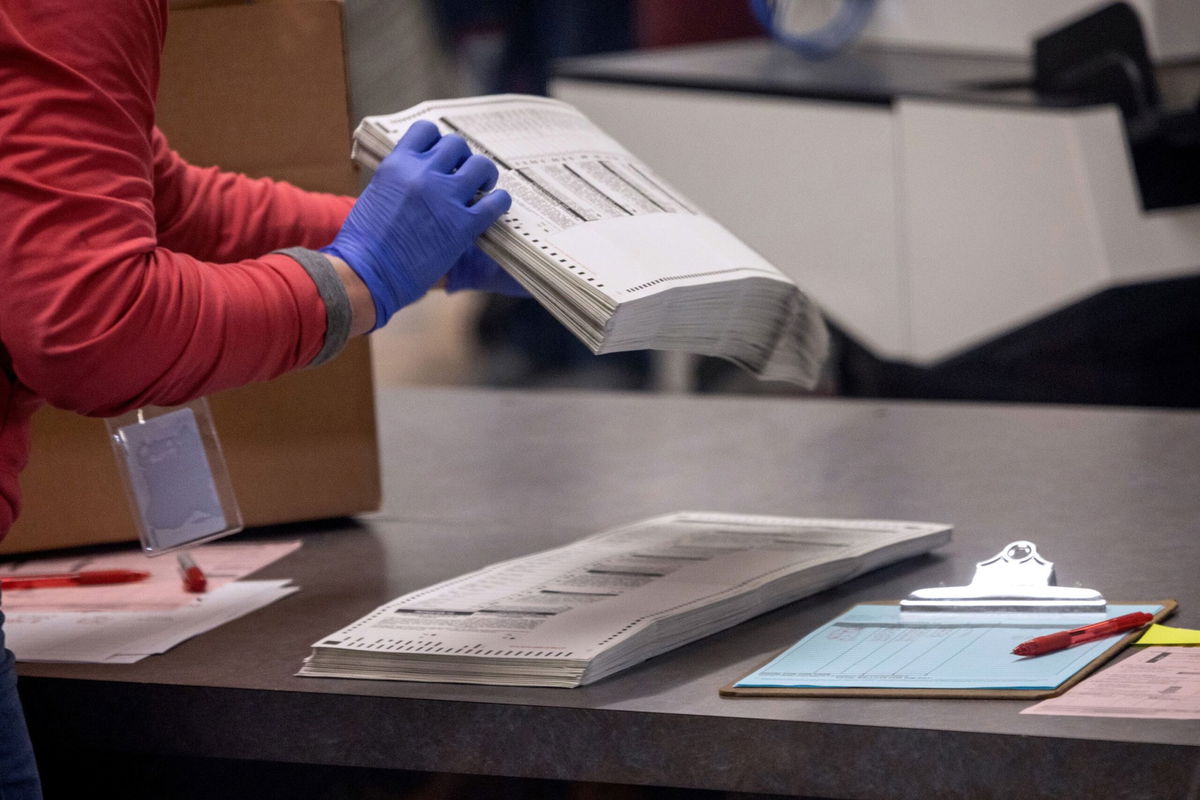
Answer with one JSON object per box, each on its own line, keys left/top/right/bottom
{"left": 322, "top": 120, "right": 512, "bottom": 330}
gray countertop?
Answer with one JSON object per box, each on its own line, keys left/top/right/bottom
{"left": 17, "top": 387, "right": 1200, "bottom": 798}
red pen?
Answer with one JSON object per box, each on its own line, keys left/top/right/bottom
{"left": 0, "top": 569, "right": 150, "bottom": 590}
{"left": 177, "top": 552, "right": 207, "bottom": 593}
{"left": 1012, "top": 611, "right": 1155, "bottom": 656}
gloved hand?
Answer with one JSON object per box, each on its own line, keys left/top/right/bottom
{"left": 322, "top": 120, "right": 512, "bottom": 330}
{"left": 445, "top": 245, "right": 529, "bottom": 298}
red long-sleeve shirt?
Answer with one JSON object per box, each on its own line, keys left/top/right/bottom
{"left": 0, "top": 0, "right": 356, "bottom": 540}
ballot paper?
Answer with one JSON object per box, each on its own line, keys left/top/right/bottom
{"left": 4, "top": 580, "right": 297, "bottom": 664}
{"left": 299, "top": 512, "right": 951, "bottom": 688}
{"left": 1021, "top": 647, "right": 1200, "bottom": 719}
{"left": 352, "top": 95, "right": 829, "bottom": 387}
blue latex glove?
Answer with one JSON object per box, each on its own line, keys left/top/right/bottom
{"left": 322, "top": 120, "right": 512, "bottom": 330}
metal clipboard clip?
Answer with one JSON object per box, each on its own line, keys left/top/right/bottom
{"left": 900, "top": 540, "right": 1106, "bottom": 614}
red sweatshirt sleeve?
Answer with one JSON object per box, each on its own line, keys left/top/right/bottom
{"left": 0, "top": 1, "right": 341, "bottom": 417}
{"left": 152, "top": 129, "right": 354, "bottom": 263}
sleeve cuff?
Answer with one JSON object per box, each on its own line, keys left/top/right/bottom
{"left": 275, "top": 247, "right": 352, "bottom": 368}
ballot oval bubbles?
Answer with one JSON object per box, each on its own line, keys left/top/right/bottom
{"left": 106, "top": 398, "right": 243, "bottom": 555}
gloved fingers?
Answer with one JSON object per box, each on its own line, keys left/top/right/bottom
{"left": 427, "top": 134, "right": 473, "bottom": 173}
{"left": 450, "top": 154, "right": 500, "bottom": 202}
{"left": 444, "top": 245, "right": 529, "bottom": 297}
{"left": 395, "top": 119, "right": 441, "bottom": 154}
{"left": 443, "top": 244, "right": 493, "bottom": 292}
{"left": 466, "top": 189, "right": 513, "bottom": 234}
{"left": 483, "top": 269, "right": 531, "bottom": 298}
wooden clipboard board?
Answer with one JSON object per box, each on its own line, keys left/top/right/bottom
{"left": 720, "top": 599, "right": 1177, "bottom": 700}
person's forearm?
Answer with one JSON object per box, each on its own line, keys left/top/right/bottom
{"left": 152, "top": 129, "right": 355, "bottom": 262}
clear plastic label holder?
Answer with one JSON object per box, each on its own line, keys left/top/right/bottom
{"left": 105, "top": 398, "right": 243, "bottom": 556}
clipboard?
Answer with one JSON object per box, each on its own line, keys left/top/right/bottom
{"left": 720, "top": 599, "right": 1176, "bottom": 699}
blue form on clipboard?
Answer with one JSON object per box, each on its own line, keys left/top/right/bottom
{"left": 735, "top": 603, "right": 1166, "bottom": 690}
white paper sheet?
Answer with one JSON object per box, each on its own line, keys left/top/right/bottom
{"left": 4, "top": 580, "right": 297, "bottom": 664}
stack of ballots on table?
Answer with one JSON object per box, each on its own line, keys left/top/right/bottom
{"left": 351, "top": 95, "right": 830, "bottom": 387}
{"left": 300, "top": 512, "right": 952, "bottom": 688}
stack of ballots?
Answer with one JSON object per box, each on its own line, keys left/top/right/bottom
{"left": 351, "top": 95, "right": 829, "bottom": 388}
{"left": 299, "top": 512, "right": 951, "bottom": 688}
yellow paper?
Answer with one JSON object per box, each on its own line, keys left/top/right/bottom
{"left": 1134, "top": 624, "right": 1200, "bottom": 646}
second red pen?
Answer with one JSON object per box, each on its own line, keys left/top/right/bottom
{"left": 0, "top": 569, "right": 151, "bottom": 590}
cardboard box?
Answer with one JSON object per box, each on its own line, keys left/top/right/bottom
{"left": 1, "top": 1, "right": 380, "bottom": 555}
